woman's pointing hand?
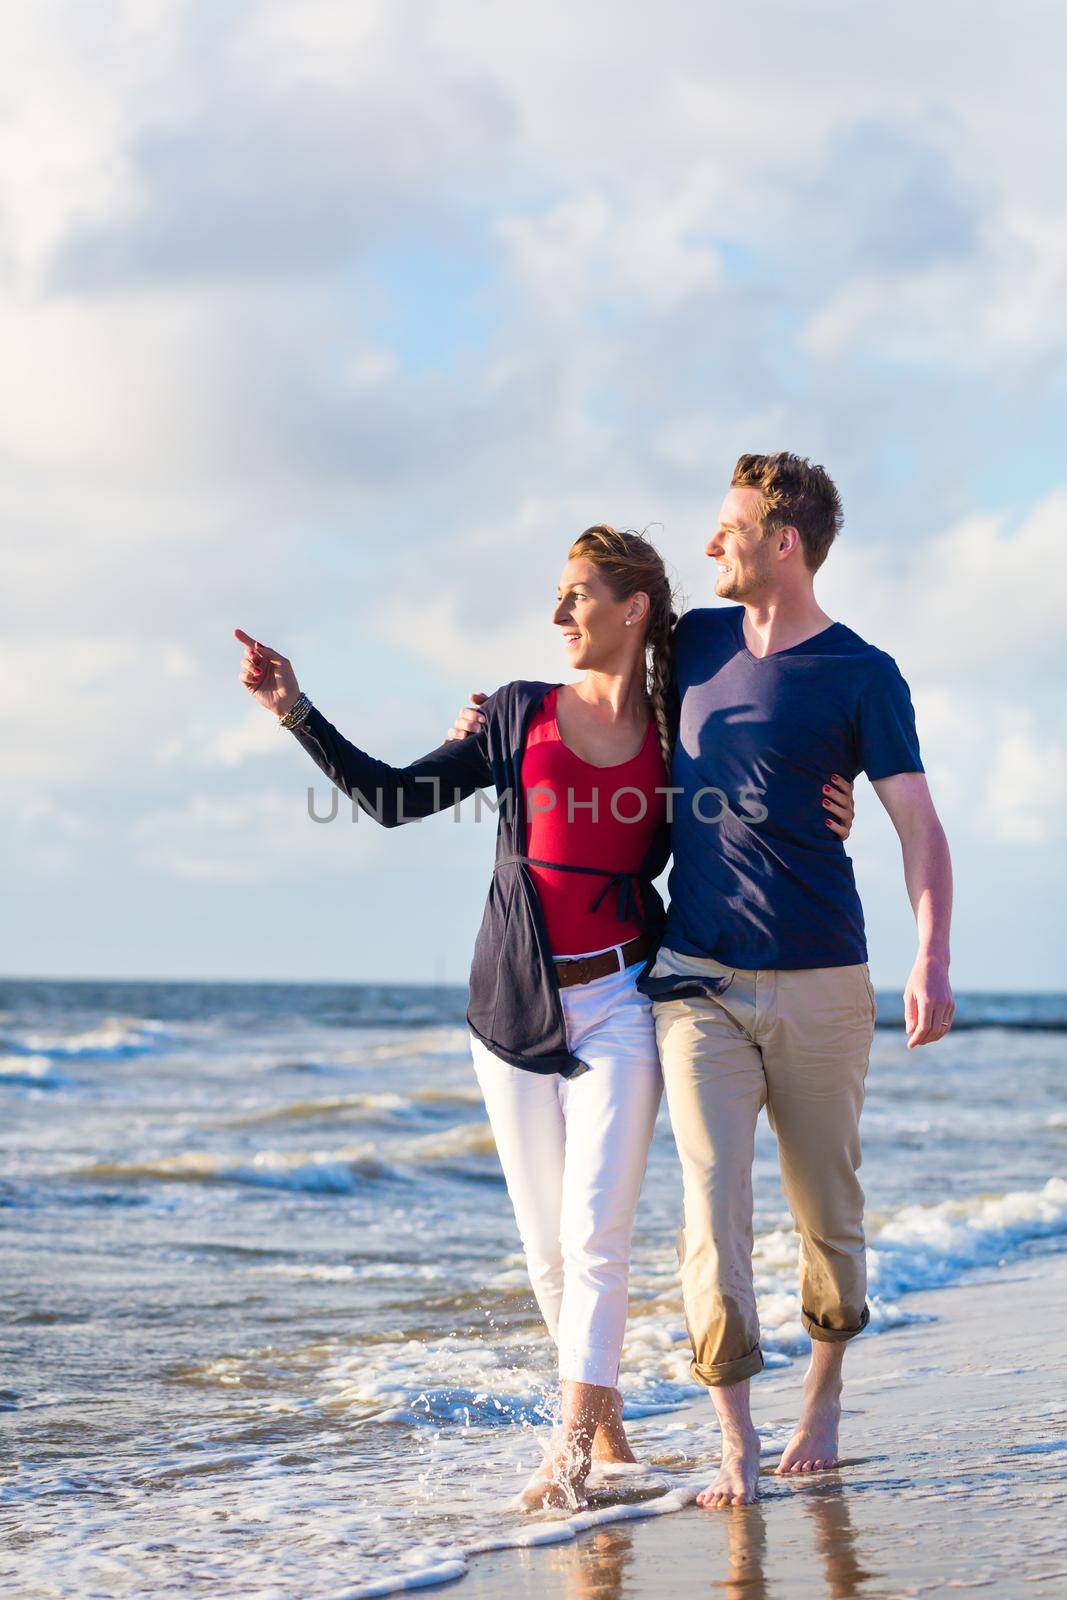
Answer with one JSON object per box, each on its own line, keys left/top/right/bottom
{"left": 234, "top": 627, "right": 301, "bottom": 718}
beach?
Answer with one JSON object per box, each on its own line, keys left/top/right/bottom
{"left": 1, "top": 978, "right": 1065, "bottom": 1599}
{"left": 458, "top": 1248, "right": 1067, "bottom": 1599}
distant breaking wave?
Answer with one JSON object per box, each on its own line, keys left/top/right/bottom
{"left": 0, "top": 1018, "right": 180, "bottom": 1060}
{"left": 68, "top": 1122, "right": 501, "bottom": 1195}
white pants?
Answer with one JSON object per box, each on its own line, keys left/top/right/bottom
{"left": 470, "top": 955, "right": 663, "bottom": 1387}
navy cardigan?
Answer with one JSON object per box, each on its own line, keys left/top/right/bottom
{"left": 288, "top": 680, "right": 672, "bottom": 1077}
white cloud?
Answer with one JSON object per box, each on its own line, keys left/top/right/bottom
{"left": 229, "top": 0, "right": 390, "bottom": 90}
{"left": 979, "top": 716, "right": 1067, "bottom": 846}
{"left": 3, "top": 0, "right": 1067, "bottom": 983}
{"left": 801, "top": 211, "right": 1067, "bottom": 370}
{"left": 130, "top": 786, "right": 383, "bottom": 884}
{"left": 817, "top": 492, "right": 1067, "bottom": 682}
{"left": 498, "top": 189, "right": 724, "bottom": 316}
{"left": 156, "top": 711, "right": 282, "bottom": 769}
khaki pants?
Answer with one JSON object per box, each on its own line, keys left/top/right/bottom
{"left": 651, "top": 945, "right": 877, "bottom": 1388}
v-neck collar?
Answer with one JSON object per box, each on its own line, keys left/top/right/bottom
{"left": 735, "top": 608, "right": 841, "bottom": 662}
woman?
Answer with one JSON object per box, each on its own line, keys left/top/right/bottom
{"left": 234, "top": 526, "right": 855, "bottom": 1511}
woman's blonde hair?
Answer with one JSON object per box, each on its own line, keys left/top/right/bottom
{"left": 567, "top": 524, "right": 678, "bottom": 771}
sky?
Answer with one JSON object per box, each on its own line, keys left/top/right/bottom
{"left": 3, "top": 0, "right": 1066, "bottom": 992}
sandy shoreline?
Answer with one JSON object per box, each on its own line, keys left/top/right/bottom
{"left": 449, "top": 1246, "right": 1067, "bottom": 1600}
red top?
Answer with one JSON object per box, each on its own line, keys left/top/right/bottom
{"left": 520, "top": 687, "right": 668, "bottom": 958}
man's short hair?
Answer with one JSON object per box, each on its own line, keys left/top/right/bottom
{"left": 731, "top": 452, "right": 844, "bottom": 572}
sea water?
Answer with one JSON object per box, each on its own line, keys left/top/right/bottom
{"left": 1, "top": 979, "right": 1065, "bottom": 1597}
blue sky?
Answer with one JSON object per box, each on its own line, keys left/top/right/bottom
{"left": 3, "top": 0, "right": 1065, "bottom": 990}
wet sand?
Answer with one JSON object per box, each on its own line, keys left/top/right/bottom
{"left": 458, "top": 1248, "right": 1067, "bottom": 1599}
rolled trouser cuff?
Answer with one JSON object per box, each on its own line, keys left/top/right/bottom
{"left": 558, "top": 1343, "right": 621, "bottom": 1387}
{"left": 689, "top": 1345, "right": 764, "bottom": 1388}
{"left": 802, "top": 1302, "right": 870, "bottom": 1343}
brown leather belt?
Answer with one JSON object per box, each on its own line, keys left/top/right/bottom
{"left": 553, "top": 931, "right": 654, "bottom": 989}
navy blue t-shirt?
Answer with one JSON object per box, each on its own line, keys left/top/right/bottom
{"left": 662, "top": 605, "right": 924, "bottom": 969}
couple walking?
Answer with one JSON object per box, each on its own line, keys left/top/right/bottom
{"left": 235, "top": 451, "right": 954, "bottom": 1511}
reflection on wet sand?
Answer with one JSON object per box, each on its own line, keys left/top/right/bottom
{"left": 501, "top": 1478, "right": 879, "bottom": 1600}
{"left": 719, "top": 1503, "right": 768, "bottom": 1600}
{"left": 464, "top": 1260, "right": 1067, "bottom": 1600}
{"left": 800, "top": 1484, "right": 877, "bottom": 1599}
{"left": 551, "top": 1525, "right": 636, "bottom": 1600}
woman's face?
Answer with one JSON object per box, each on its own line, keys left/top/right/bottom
{"left": 553, "top": 557, "right": 644, "bottom": 670}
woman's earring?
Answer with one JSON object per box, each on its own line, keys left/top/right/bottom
{"left": 625, "top": 619, "right": 633, "bottom": 626}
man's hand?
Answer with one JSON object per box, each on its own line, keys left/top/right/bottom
{"left": 823, "top": 774, "right": 855, "bottom": 839}
{"left": 871, "top": 771, "right": 955, "bottom": 1047}
{"left": 903, "top": 951, "right": 955, "bottom": 1048}
{"left": 445, "top": 691, "right": 490, "bottom": 742}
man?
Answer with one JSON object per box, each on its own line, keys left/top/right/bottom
{"left": 447, "top": 452, "right": 954, "bottom": 1508}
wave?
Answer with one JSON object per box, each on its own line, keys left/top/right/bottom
{"left": 709, "top": 1177, "right": 1067, "bottom": 1361}
{"left": 0, "top": 1053, "right": 73, "bottom": 1089}
{"left": 266, "top": 1037, "right": 474, "bottom": 1075}
{"left": 314, "top": 1176, "right": 1067, "bottom": 1432}
{"left": 328, "top": 1174, "right": 1067, "bottom": 1597}
{"left": 410, "top": 1086, "right": 485, "bottom": 1106}
{"left": 218, "top": 1085, "right": 485, "bottom": 1128}
{"left": 339, "top": 1029, "right": 472, "bottom": 1064}
{"left": 346, "top": 1485, "right": 698, "bottom": 1600}
{"left": 0, "top": 1017, "right": 179, "bottom": 1060}
{"left": 868, "top": 1177, "right": 1067, "bottom": 1297}
{"left": 72, "top": 1149, "right": 402, "bottom": 1194}
{"left": 405, "top": 1122, "right": 498, "bottom": 1160}
{"left": 68, "top": 1123, "right": 499, "bottom": 1195}
{"left": 700, "top": 1178, "right": 1067, "bottom": 1362}
{"left": 248, "top": 1260, "right": 447, "bottom": 1285}
{"left": 219, "top": 1091, "right": 414, "bottom": 1126}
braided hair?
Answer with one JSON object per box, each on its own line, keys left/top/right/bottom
{"left": 567, "top": 525, "right": 679, "bottom": 773}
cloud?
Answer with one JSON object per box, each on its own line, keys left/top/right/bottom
{"left": 129, "top": 786, "right": 385, "bottom": 884}
{"left": 498, "top": 191, "right": 725, "bottom": 316}
{"left": 817, "top": 491, "right": 1067, "bottom": 684}
{"left": 3, "top": 0, "right": 1066, "bottom": 983}
{"left": 0, "top": 0, "right": 182, "bottom": 284}
{"left": 798, "top": 120, "right": 982, "bottom": 276}
{"left": 979, "top": 715, "right": 1067, "bottom": 846}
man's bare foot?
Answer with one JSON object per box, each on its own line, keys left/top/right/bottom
{"left": 776, "top": 1345, "right": 844, "bottom": 1476}
{"left": 775, "top": 1395, "right": 840, "bottom": 1474}
{"left": 696, "top": 1427, "right": 762, "bottom": 1508}
{"left": 697, "top": 1377, "right": 762, "bottom": 1509}
{"left": 591, "top": 1388, "right": 638, "bottom": 1465}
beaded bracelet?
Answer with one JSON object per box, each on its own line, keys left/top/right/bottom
{"left": 278, "top": 691, "right": 312, "bottom": 731}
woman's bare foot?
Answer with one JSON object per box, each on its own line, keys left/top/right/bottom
{"left": 518, "top": 1378, "right": 613, "bottom": 1510}
{"left": 776, "top": 1342, "right": 845, "bottom": 1476}
{"left": 697, "top": 1378, "right": 761, "bottom": 1508}
{"left": 591, "top": 1387, "right": 638, "bottom": 1465}
{"left": 518, "top": 1459, "right": 589, "bottom": 1511}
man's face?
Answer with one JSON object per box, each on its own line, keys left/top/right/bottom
{"left": 705, "top": 486, "right": 776, "bottom": 601}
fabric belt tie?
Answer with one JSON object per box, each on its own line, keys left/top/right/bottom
{"left": 588, "top": 870, "right": 639, "bottom": 924}
{"left": 494, "top": 854, "right": 642, "bottom": 924}
{"left": 492, "top": 854, "right": 651, "bottom": 990}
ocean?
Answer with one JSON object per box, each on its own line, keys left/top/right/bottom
{"left": 1, "top": 978, "right": 1065, "bottom": 1598}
